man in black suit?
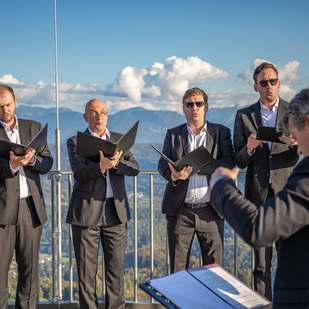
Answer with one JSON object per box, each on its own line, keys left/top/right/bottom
{"left": 0, "top": 84, "right": 53, "bottom": 308}
{"left": 233, "top": 62, "right": 299, "bottom": 300}
{"left": 158, "top": 87, "right": 234, "bottom": 273}
{"left": 66, "top": 98, "right": 139, "bottom": 309}
{"left": 210, "top": 88, "right": 309, "bottom": 308}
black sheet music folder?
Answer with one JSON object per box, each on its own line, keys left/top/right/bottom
{"left": 152, "top": 144, "right": 214, "bottom": 178}
{"left": 0, "top": 123, "right": 48, "bottom": 160}
{"left": 256, "top": 125, "right": 283, "bottom": 143}
{"left": 76, "top": 120, "right": 139, "bottom": 162}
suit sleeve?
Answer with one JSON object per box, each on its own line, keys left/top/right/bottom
{"left": 29, "top": 123, "right": 53, "bottom": 174}
{"left": 0, "top": 158, "right": 14, "bottom": 180}
{"left": 199, "top": 126, "right": 235, "bottom": 176}
{"left": 210, "top": 171, "right": 309, "bottom": 247}
{"left": 115, "top": 150, "right": 140, "bottom": 177}
{"left": 233, "top": 111, "right": 253, "bottom": 169}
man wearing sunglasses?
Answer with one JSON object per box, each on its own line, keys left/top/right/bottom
{"left": 233, "top": 62, "right": 299, "bottom": 300}
{"left": 158, "top": 87, "right": 234, "bottom": 274}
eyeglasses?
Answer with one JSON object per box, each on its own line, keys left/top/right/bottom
{"left": 184, "top": 101, "right": 205, "bottom": 108}
{"left": 86, "top": 111, "right": 108, "bottom": 118}
{"left": 258, "top": 79, "right": 278, "bottom": 87}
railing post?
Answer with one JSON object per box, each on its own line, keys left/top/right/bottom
{"left": 68, "top": 174, "right": 73, "bottom": 302}
{"left": 133, "top": 176, "right": 138, "bottom": 302}
{"left": 149, "top": 174, "right": 154, "bottom": 302}
{"left": 48, "top": 174, "right": 58, "bottom": 302}
{"left": 234, "top": 232, "right": 238, "bottom": 277}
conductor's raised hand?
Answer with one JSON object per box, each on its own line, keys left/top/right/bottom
{"left": 9, "top": 148, "right": 36, "bottom": 170}
{"left": 168, "top": 162, "right": 193, "bottom": 181}
{"left": 210, "top": 167, "right": 239, "bottom": 190}
{"left": 279, "top": 135, "right": 298, "bottom": 146}
{"left": 99, "top": 150, "right": 123, "bottom": 172}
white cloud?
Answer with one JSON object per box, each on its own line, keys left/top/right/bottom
{"left": 108, "top": 56, "right": 229, "bottom": 103}
{"left": 110, "top": 66, "right": 147, "bottom": 102}
{"left": 0, "top": 74, "right": 23, "bottom": 85}
{"left": 1, "top": 57, "right": 303, "bottom": 112}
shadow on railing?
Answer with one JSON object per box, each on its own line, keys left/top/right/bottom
{"left": 10, "top": 170, "right": 254, "bottom": 308}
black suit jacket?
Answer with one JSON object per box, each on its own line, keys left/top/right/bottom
{"left": 158, "top": 122, "right": 234, "bottom": 217}
{"left": 210, "top": 157, "right": 309, "bottom": 307}
{"left": 233, "top": 98, "right": 299, "bottom": 204}
{"left": 66, "top": 129, "right": 140, "bottom": 227}
{"left": 0, "top": 119, "right": 53, "bottom": 226}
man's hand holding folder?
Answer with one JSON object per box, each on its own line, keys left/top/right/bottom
{"left": 99, "top": 149, "right": 123, "bottom": 172}
{"left": 9, "top": 148, "right": 36, "bottom": 169}
{"left": 168, "top": 162, "right": 193, "bottom": 181}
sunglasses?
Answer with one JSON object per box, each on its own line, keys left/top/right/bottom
{"left": 258, "top": 79, "right": 278, "bottom": 87}
{"left": 184, "top": 101, "right": 205, "bottom": 108}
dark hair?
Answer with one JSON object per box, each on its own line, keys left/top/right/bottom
{"left": 182, "top": 87, "right": 208, "bottom": 104}
{"left": 278, "top": 88, "right": 309, "bottom": 136}
{"left": 0, "top": 84, "right": 16, "bottom": 100}
{"left": 253, "top": 62, "right": 278, "bottom": 84}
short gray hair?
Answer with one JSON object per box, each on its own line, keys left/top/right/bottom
{"left": 278, "top": 88, "right": 309, "bottom": 136}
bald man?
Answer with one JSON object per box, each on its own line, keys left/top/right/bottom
{"left": 66, "top": 99, "right": 140, "bottom": 309}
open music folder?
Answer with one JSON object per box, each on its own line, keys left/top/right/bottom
{"left": 140, "top": 264, "right": 271, "bottom": 309}
{"left": 152, "top": 145, "right": 214, "bottom": 178}
{"left": 76, "top": 120, "right": 139, "bottom": 162}
{"left": 0, "top": 123, "right": 48, "bottom": 160}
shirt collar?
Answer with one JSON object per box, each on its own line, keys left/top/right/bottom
{"left": 0, "top": 116, "right": 19, "bottom": 133}
{"left": 187, "top": 121, "right": 207, "bottom": 135}
{"left": 260, "top": 97, "right": 279, "bottom": 112}
{"left": 88, "top": 126, "right": 110, "bottom": 139}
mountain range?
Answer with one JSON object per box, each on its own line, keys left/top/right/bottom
{"left": 16, "top": 105, "right": 240, "bottom": 144}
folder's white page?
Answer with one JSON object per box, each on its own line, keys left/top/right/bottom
{"left": 190, "top": 266, "right": 270, "bottom": 309}
{"left": 148, "top": 270, "right": 233, "bottom": 309}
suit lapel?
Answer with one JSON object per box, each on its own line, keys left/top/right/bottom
{"left": 0, "top": 123, "right": 10, "bottom": 141}
{"left": 206, "top": 122, "right": 215, "bottom": 154}
{"left": 250, "top": 101, "right": 263, "bottom": 130}
{"left": 180, "top": 124, "right": 189, "bottom": 155}
{"left": 18, "top": 120, "right": 30, "bottom": 145}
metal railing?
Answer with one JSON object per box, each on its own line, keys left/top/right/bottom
{"left": 11, "top": 170, "right": 253, "bottom": 307}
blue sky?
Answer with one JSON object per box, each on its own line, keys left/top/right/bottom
{"left": 1, "top": 0, "right": 308, "bottom": 114}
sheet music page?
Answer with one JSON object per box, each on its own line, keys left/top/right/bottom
{"left": 148, "top": 270, "right": 233, "bottom": 309}
{"left": 190, "top": 266, "right": 270, "bottom": 309}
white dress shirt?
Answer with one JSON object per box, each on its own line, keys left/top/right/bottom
{"left": 260, "top": 97, "right": 279, "bottom": 184}
{"left": 184, "top": 122, "right": 209, "bottom": 203}
{"left": 0, "top": 118, "right": 32, "bottom": 199}
{"left": 88, "top": 127, "right": 114, "bottom": 198}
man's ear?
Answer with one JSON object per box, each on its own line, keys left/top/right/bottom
{"left": 83, "top": 113, "right": 88, "bottom": 123}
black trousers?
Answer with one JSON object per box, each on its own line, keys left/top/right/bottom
{"left": 253, "top": 187, "right": 275, "bottom": 301}
{"left": 72, "top": 198, "right": 127, "bottom": 309}
{"left": 0, "top": 196, "right": 42, "bottom": 309}
{"left": 167, "top": 205, "right": 224, "bottom": 274}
